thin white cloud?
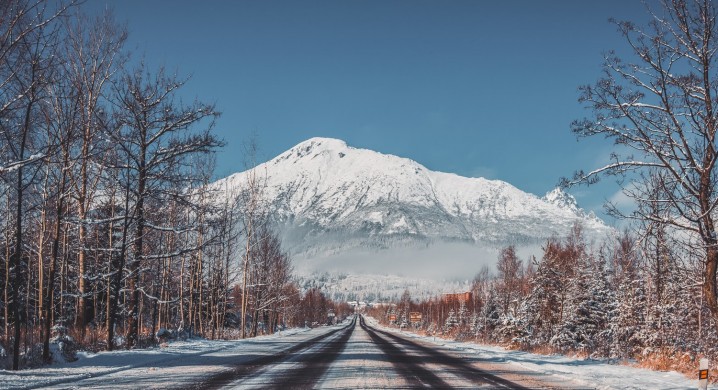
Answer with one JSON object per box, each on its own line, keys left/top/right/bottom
{"left": 608, "top": 188, "right": 636, "bottom": 210}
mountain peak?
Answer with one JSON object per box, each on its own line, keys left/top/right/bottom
{"left": 289, "top": 137, "right": 348, "bottom": 155}
{"left": 215, "top": 138, "right": 611, "bottom": 259}
{"left": 543, "top": 187, "right": 579, "bottom": 213}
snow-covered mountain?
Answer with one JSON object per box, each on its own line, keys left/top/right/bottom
{"left": 214, "top": 137, "right": 610, "bottom": 260}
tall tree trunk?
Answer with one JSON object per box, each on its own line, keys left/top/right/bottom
{"left": 197, "top": 231, "right": 204, "bottom": 336}
{"left": 77, "top": 203, "right": 87, "bottom": 338}
{"left": 76, "top": 113, "right": 92, "bottom": 340}
{"left": 150, "top": 259, "right": 160, "bottom": 344}
{"left": 4, "top": 202, "right": 10, "bottom": 341}
{"left": 10, "top": 161, "right": 24, "bottom": 371}
{"left": 37, "top": 179, "right": 47, "bottom": 330}
{"left": 107, "top": 166, "right": 131, "bottom": 351}
{"left": 42, "top": 153, "right": 68, "bottom": 362}
{"left": 179, "top": 254, "right": 187, "bottom": 332}
{"left": 11, "top": 86, "right": 35, "bottom": 370}
{"left": 700, "top": 167, "right": 718, "bottom": 323}
{"left": 104, "top": 210, "right": 113, "bottom": 350}
{"left": 704, "top": 244, "right": 718, "bottom": 320}
{"left": 241, "top": 228, "right": 251, "bottom": 339}
{"left": 126, "top": 145, "right": 146, "bottom": 349}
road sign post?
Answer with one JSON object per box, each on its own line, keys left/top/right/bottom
{"left": 699, "top": 358, "right": 709, "bottom": 390}
{"left": 409, "top": 312, "right": 422, "bottom": 324}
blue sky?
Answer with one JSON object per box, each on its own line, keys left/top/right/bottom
{"left": 83, "top": 0, "right": 654, "bottom": 224}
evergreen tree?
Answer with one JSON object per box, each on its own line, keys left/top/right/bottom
{"left": 458, "top": 300, "right": 468, "bottom": 326}
{"left": 469, "top": 311, "right": 480, "bottom": 336}
{"left": 610, "top": 274, "right": 648, "bottom": 358}
{"left": 551, "top": 255, "right": 615, "bottom": 356}
{"left": 444, "top": 309, "right": 458, "bottom": 332}
{"left": 520, "top": 253, "right": 562, "bottom": 347}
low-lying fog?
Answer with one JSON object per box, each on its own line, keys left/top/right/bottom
{"left": 294, "top": 242, "right": 543, "bottom": 281}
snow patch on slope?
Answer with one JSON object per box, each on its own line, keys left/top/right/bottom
{"left": 543, "top": 187, "right": 579, "bottom": 213}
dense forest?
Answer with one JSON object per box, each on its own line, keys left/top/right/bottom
{"left": 369, "top": 224, "right": 717, "bottom": 376}
{"left": 0, "top": 0, "right": 348, "bottom": 370}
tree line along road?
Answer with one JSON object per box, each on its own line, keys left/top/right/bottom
{"left": 36, "top": 315, "right": 585, "bottom": 389}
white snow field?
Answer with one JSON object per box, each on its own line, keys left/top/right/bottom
{"left": 1, "top": 317, "right": 714, "bottom": 389}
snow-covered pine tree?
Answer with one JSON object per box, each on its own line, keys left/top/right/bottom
{"left": 494, "top": 312, "right": 528, "bottom": 346}
{"left": 469, "top": 311, "right": 480, "bottom": 336}
{"left": 550, "top": 255, "right": 590, "bottom": 353}
{"left": 444, "top": 309, "right": 458, "bottom": 332}
{"left": 458, "top": 300, "right": 468, "bottom": 326}
{"left": 590, "top": 255, "right": 617, "bottom": 357}
{"left": 610, "top": 273, "right": 649, "bottom": 359}
{"left": 481, "top": 285, "right": 501, "bottom": 341}
{"left": 520, "top": 226, "right": 585, "bottom": 349}
{"left": 551, "top": 253, "right": 616, "bottom": 356}
{"left": 520, "top": 249, "right": 562, "bottom": 347}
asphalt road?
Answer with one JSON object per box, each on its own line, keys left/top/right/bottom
{"left": 202, "top": 315, "right": 548, "bottom": 389}
{"left": 39, "top": 316, "right": 575, "bottom": 389}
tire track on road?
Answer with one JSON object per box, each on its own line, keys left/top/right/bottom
{"left": 189, "top": 319, "right": 355, "bottom": 389}
{"left": 362, "top": 316, "right": 531, "bottom": 389}
{"left": 359, "top": 316, "right": 451, "bottom": 388}
{"left": 263, "top": 319, "right": 354, "bottom": 389}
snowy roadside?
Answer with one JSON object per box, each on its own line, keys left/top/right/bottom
{"left": 365, "top": 316, "right": 714, "bottom": 390}
{"left": 0, "top": 326, "right": 320, "bottom": 390}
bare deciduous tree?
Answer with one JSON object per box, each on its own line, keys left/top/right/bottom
{"left": 566, "top": 0, "right": 718, "bottom": 323}
{"left": 112, "top": 64, "right": 221, "bottom": 349}
{"left": 496, "top": 245, "right": 523, "bottom": 315}
{"left": 0, "top": 0, "right": 64, "bottom": 369}
{"left": 63, "top": 10, "right": 126, "bottom": 340}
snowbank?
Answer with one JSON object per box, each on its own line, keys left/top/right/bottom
{"left": 365, "top": 316, "right": 715, "bottom": 390}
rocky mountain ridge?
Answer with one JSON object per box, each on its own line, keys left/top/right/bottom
{"left": 213, "top": 137, "right": 611, "bottom": 260}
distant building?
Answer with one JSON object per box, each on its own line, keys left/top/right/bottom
{"left": 347, "top": 301, "right": 369, "bottom": 308}
{"left": 442, "top": 292, "right": 472, "bottom": 304}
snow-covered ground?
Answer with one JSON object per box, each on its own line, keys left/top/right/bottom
{"left": 364, "top": 316, "right": 714, "bottom": 390}
{"left": 0, "top": 326, "right": 323, "bottom": 390}
{"left": 2, "top": 317, "right": 714, "bottom": 389}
